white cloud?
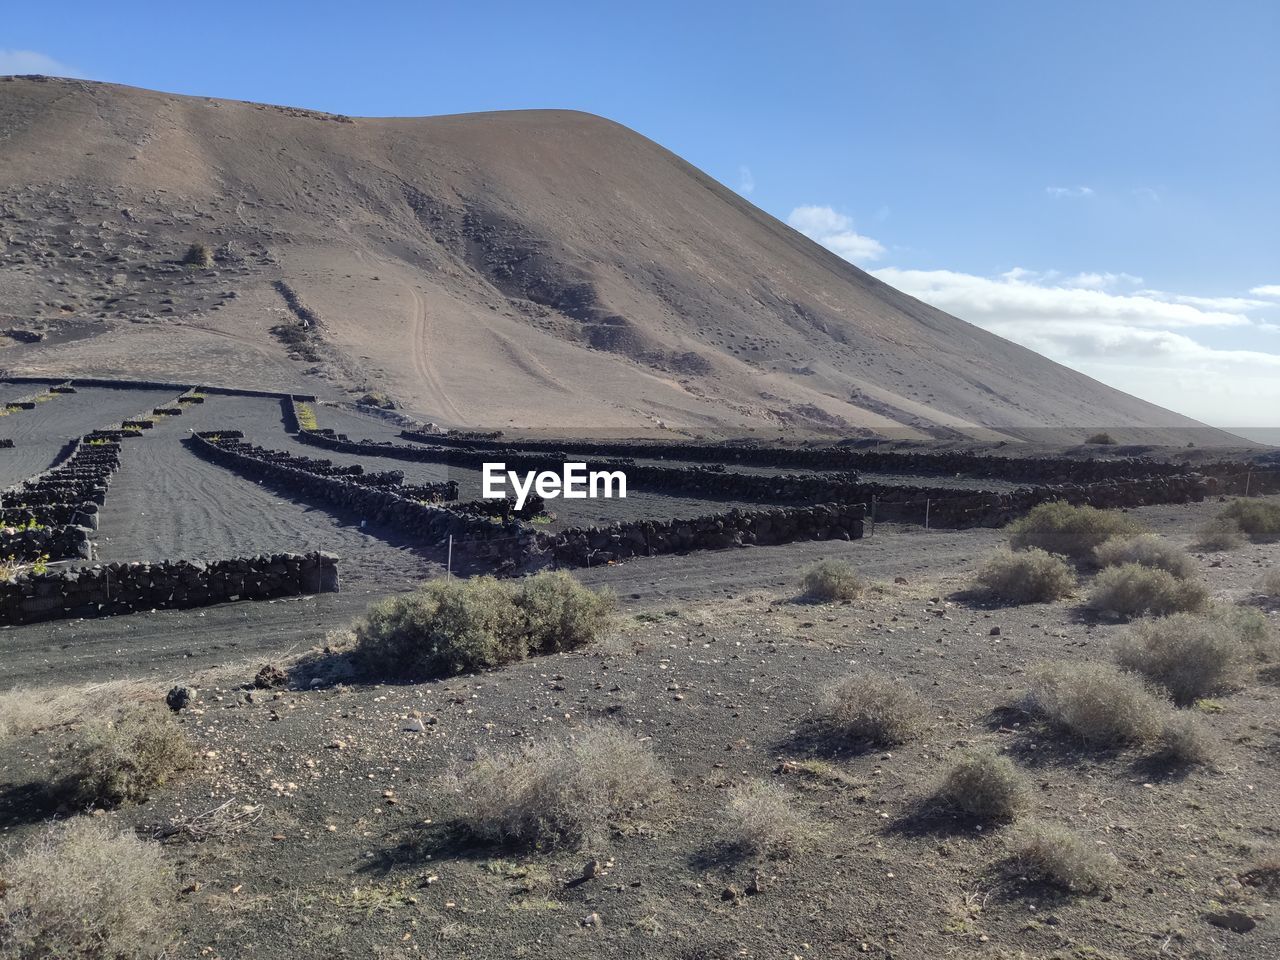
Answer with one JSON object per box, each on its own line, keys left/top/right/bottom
{"left": 737, "top": 165, "right": 755, "bottom": 195}
{"left": 1046, "top": 185, "right": 1095, "bottom": 199}
{"left": 871, "top": 267, "right": 1252, "bottom": 330}
{"left": 787, "top": 205, "right": 885, "bottom": 263}
{"left": 0, "top": 50, "right": 85, "bottom": 78}
{"left": 871, "top": 265, "right": 1280, "bottom": 426}
{"left": 1250, "top": 285, "right": 1280, "bottom": 298}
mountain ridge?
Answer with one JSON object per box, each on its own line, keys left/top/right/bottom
{"left": 0, "top": 76, "right": 1230, "bottom": 442}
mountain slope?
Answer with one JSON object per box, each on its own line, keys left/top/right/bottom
{"left": 0, "top": 76, "right": 1224, "bottom": 441}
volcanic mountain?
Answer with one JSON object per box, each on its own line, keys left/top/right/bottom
{"left": 0, "top": 76, "right": 1223, "bottom": 441}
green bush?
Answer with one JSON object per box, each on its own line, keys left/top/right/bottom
{"left": 1218, "top": 499, "right": 1280, "bottom": 542}
{"left": 1014, "top": 824, "right": 1116, "bottom": 893}
{"left": 800, "top": 560, "right": 862, "bottom": 601}
{"left": 974, "top": 548, "right": 1076, "bottom": 603}
{"left": 935, "top": 748, "right": 1030, "bottom": 821}
{"left": 515, "top": 571, "right": 616, "bottom": 654}
{"left": 1094, "top": 534, "right": 1194, "bottom": 579}
{"left": 354, "top": 572, "right": 613, "bottom": 680}
{"left": 66, "top": 704, "right": 193, "bottom": 807}
{"left": 820, "top": 670, "right": 927, "bottom": 745}
{"left": 0, "top": 818, "right": 174, "bottom": 958}
{"left": 1026, "top": 662, "right": 1167, "bottom": 745}
{"left": 1086, "top": 563, "right": 1208, "bottom": 619}
{"left": 445, "top": 724, "right": 668, "bottom": 848}
{"left": 1115, "top": 611, "right": 1260, "bottom": 703}
{"left": 1008, "top": 502, "right": 1144, "bottom": 559}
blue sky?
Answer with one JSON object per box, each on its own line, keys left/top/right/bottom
{"left": 4, "top": 0, "right": 1278, "bottom": 426}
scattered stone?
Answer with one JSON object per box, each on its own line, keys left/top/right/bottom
{"left": 583, "top": 859, "right": 603, "bottom": 880}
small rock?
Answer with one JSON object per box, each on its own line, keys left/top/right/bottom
{"left": 721, "top": 885, "right": 741, "bottom": 903}
{"left": 166, "top": 686, "right": 194, "bottom": 711}
{"left": 403, "top": 718, "right": 426, "bottom": 733}
{"left": 583, "top": 859, "right": 603, "bottom": 879}
{"left": 989, "top": 626, "right": 1001, "bottom": 636}
{"left": 254, "top": 664, "right": 287, "bottom": 689}
{"left": 1206, "top": 910, "right": 1256, "bottom": 933}
{"left": 581, "top": 912, "right": 601, "bottom": 928}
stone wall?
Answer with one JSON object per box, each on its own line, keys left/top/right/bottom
{"left": 186, "top": 433, "right": 536, "bottom": 561}
{"left": 0, "top": 438, "right": 120, "bottom": 558}
{"left": 0, "top": 551, "right": 339, "bottom": 625}
{"left": 297, "top": 430, "right": 867, "bottom": 505}
{"left": 538, "top": 502, "right": 866, "bottom": 568}
{"left": 401, "top": 429, "right": 1197, "bottom": 485}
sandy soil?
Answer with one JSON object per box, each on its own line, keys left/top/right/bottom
{"left": 1, "top": 498, "right": 1276, "bottom": 959}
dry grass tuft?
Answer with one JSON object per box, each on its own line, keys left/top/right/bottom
{"left": 1026, "top": 662, "right": 1167, "bottom": 746}
{"left": 1008, "top": 502, "right": 1145, "bottom": 560}
{"left": 974, "top": 548, "right": 1076, "bottom": 603}
{"left": 935, "top": 748, "right": 1030, "bottom": 822}
{"left": 0, "top": 680, "right": 157, "bottom": 741}
{"left": 1086, "top": 563, "right": 1208, "bottom": 619}
{"left": 0, "top": 818, "right": 174, "bottom": 958}
{"left": 1115, "top": 611, "right": 1262, "bottom": 703}
{"left": 445, "top": 724, "right": 669, "bottom": 849}
{"left": 800, "top": 560, "right": 863, "bottom": 602}
{"left": 1094, "top": 534, "right": 1194, "bottom": 579}
{"left": 1013, "top": 824, "right": 1117, "bottom": 893}
{"left": 820, "top": 670, "right": 927, "bottom": 746}
{"left": 65, "top": 703, "right": 194, "bottom": 807}
{"left": 718, "top": 780, "right": 808, "bottom": 858}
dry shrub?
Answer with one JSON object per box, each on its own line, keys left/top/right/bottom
{"left": 719, "top": 780, "right": 808, "bottom": 858}
{"left": 1115, "top": 611, "right": 1261, "bottom": 703}
{"left": 181, "top": 241, "right": 213, "bottom": 268}
{"left": 1026, "top": 662, "right": 1167, "bottom": 745}
{"left": 1086, "top": 563, "right": 1208, "bottom": 619}
{"left": 446, "top": 724, "right": 668, "bottom": 848}
{"left": 974, "top": 548, "right": 1076, "bottom": 603}
{"left": 800, "top": 560, "right": 862, "bottom": 601}
{"left": 1084, "top": 432, "right": 1117, "bottom": 445}
{"left": 1008, "top": 502, "right": 1144, "bottom": 560}
{"left": 1218, "top": 499, "right": 1280, "bottom": 543}
{"left": 1158, "top": 712, "right": 1215, "bottom": 766}
{"left": 1213, "top": 604, "right": 1278, "bottom": 660}
{"left": 821, "top": 670, "right": 927, "bottom": 745}
{"left": 1094, "top": 534, "right": 1194, "bottom": 579}
{"left": 935, "top": 748, "right": 1030, "bottom": 821}
{"left": 1014, "top": 824, "right": 1116, "bottom": 893}
{"left": 355, "top": 572, "right": 612, "bottom": 680}
{"left": 0, "top": 818, "right": 174, "bottom": 959}
{"left": 1260, "top": 570, "right": 1280, "bottom": 600}
{"left": 65, "top": 703, "right": 194, "bottom": 807}
{"left": 1195, "top": 516, "right": 1245, "bottom": 551}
